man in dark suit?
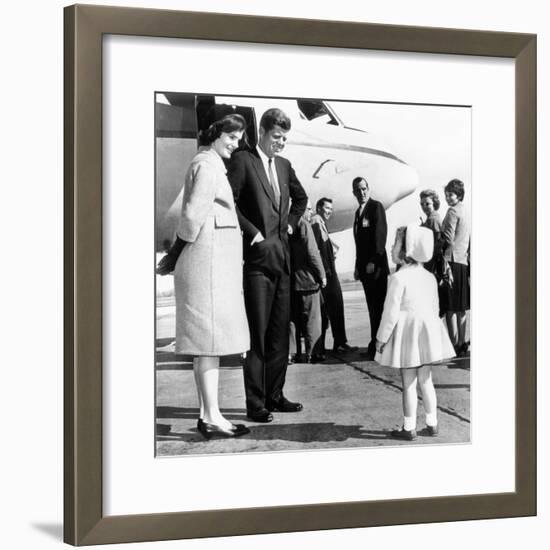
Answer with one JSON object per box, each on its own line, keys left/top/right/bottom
{"left": 352, "top": 177, "right": 389, "bottom": 360}
{"left": 310, "top": 197, "right": 356, "bottom": 356}
{"left": 228, "top": 108, "right": 308, "bottom": 423}
{"left": 289, "top": 201, "right": 326, "bottom": 364}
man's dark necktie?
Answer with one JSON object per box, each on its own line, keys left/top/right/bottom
{"left": 354, "top": 208, "right": 361, "bottom": 236}
{"left": 268, "top": 158, "right": 280, "bottom": 205}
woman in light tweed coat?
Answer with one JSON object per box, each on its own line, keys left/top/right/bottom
{"left": 160, "top": 114, "right": 250, "bottom": 439}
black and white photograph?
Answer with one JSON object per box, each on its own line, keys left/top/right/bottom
{"left": 5, "top": 0, "right": 543, "bottom": 547}
{"left": 154, "top": 93, "right": 471, "bottom": 456}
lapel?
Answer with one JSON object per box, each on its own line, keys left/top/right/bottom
{"left": 251, "top": 152, "right": 279, "bottom": 212}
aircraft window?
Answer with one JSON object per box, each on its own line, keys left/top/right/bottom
{"left": 297, "top": 100, "right": 339, "bottom": 126}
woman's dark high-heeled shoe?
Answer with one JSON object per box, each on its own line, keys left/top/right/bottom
{"left": 197, "top": 420, "right": 250, "bottom": 440}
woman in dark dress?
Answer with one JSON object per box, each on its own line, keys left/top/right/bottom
{"left": 419, "top": 189, "right": 443, "bottom": 275}
{"left": 419, "top": 189, "right": 448, "bottom": 319}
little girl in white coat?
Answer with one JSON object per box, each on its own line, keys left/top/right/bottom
{"left": 376, "top": 224, "right": 455, "bottom": 440}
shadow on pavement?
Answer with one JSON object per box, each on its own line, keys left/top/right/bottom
{"left": 157, "top": 406, "right": 247, "bottom": 421}
{"left": 155, "top": 358, "right": 194, "bottom": 370}
{"left": 156, "top": 347, "right": 243, "bottom": 370}
{"left": 443, "top": 357, "right": 470, "bottom": 369}
{"left": 158, "top": 422, "right": 395, "bottom": 444}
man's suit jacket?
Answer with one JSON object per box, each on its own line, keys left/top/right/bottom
{"left": 310, "top": 214, "right": 336, "bottom": 279}
{"left": 353, "top": 198, "right": 390, "bottom": 279}
{"left": 228, "top": 148, "right": 308, "bottom": 276}
{"left": 289, "top": 218, "right": 326, "bottom": 292}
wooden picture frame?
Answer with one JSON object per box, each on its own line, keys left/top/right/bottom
{"left": 64, "top": 4, "right": 536, "bottom": 545}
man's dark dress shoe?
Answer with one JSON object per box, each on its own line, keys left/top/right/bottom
{"left": 333, "top": 343, "right": 358, "bottom": 353}
{"left": 266, "top": 397, "right": 303, "bottom": 413}
{"left": 310, "top": 354, "right": 326, "bottom": 363}
{"left": 246, "top": 408, "right": 274, "bottom": 423}
{"left": 198, "top": 421, "right": 250, "bottom": 440}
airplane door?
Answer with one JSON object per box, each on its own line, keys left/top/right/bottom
{"left": 156, "top": 94, "right": 258, "bottom": 251}
{"left": 156, "top": 93, "right": 199, "bottom": 251}
{"left": 195, "top": 96, "right": 257, "bottom": 150}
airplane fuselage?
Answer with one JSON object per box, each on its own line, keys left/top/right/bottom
{"left": 155, "top": 96, "right": 418, "bottom": 250}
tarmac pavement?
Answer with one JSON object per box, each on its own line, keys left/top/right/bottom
{"left": 156, "top": 281, "right": 470, "bottom": 457}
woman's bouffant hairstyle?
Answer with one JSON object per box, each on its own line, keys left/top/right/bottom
{"left": 259, "top": 108, "right": 291, "bottom": 132}
{"left": 394, "top": 226, "right": 417, "bottom": 265}
{"left": 419, "top": 189, "right": 441, "bottom": 211}
{"left": 444, "top": 179, "right": 465, "bottom": 201}
{"left": 199, "top": 114, "right": 247, "bottom": 146}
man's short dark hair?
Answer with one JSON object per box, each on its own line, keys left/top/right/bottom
{"left": 260, "top": 108, "right": 291, "bottom": 132}
{"left": 352, "top": 176, "right": 369, "bottom": 190}
{"left": 316, "top": 197, "right": 333, "bottom": 211}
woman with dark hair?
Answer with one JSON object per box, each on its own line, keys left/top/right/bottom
{"left": 157, "top": 113, "right": 251, "bottom": 439}
{"left": 440, "top": 179, "right": 471, "bottom": 356}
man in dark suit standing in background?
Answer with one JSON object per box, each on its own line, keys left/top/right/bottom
{"left": 289, "top": 201, "right": 326, "bottom": 364}
{"left": 352, "top": 177, "right": 389, "bottom": 360}
{"left": 228, "top": 109, "right": 308, "bottom": 423}
{"left": 311, "top": 197, "right": 356, "bottom": 356}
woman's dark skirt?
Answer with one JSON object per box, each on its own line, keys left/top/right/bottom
{"left": 440, "top": 261, "right": 470, "bottom": 313}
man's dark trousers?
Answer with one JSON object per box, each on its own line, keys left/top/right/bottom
{"left": 360, "top": 270, "right": 387, "bottom": 353}
{"left": 243, "top": 270, "right": 290, "bottom": 411}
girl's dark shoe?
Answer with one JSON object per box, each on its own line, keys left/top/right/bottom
{"left": 426, "top": 424, "right": 439, "bottom": 436}
{"left": 390, "top": 427, "right": 417, "bottom": 441}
